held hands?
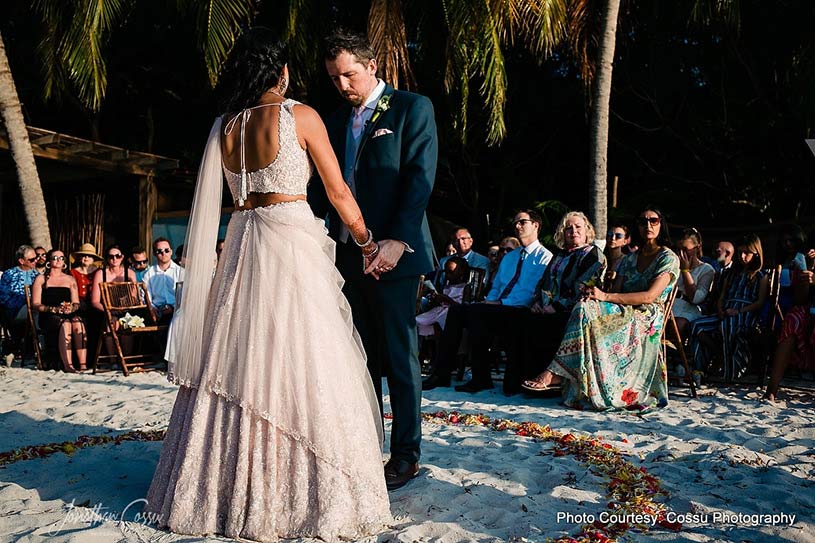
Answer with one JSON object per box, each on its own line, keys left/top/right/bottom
{"left": 364, "top": 240, "right": 406, "bottom": 280}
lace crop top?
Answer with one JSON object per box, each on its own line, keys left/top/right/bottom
{"left": 222, "top": 99, "right": 312, "bottom": 205}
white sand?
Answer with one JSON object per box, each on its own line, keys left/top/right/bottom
{"left": 1, "top": 366, "right": 813, "bottom": 542}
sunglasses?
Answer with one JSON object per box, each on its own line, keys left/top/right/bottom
{"left": 154, "top": 247, "right": 171, "bottom": 255}
{"left": 25, "top": 256, "right": 38, "bottom": 263}
{"left": 500, "top": 247, "right": 514, "bottom": 253}
{"left": 607, "top": 232, "right": 625, "bottom": 240}
{"left": 636, "top": 217, "right": 661, "bottom": 226}
{"left": 107, "top": 253, "right": 123, "bottom": 260}
{"left": 132, "top": 259, "right": 148, "bottom": 265}
{"left": 50, "top": 255, "right": 66, "bottom": 262}
{"left": 514, "top": 219, "right": 533, "bottom": 227}
{"left": 488, "top": 251, "right": 499, "bottom": 257}
{"left": 35, "top": 253, "right": 46, "bottom": 258}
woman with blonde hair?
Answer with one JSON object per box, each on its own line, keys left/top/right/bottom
{"left": 513, "top": 211, "right": 605, "bottom": 393}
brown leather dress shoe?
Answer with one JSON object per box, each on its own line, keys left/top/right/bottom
{"left": 384, "top": 458, "right": 419, "bottom": 491}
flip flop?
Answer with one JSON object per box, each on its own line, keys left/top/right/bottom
{"left": 522, "top": 379, "right": 552, "bottom": 392}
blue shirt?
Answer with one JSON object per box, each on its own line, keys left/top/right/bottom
{"left": 486, "top": 240, "right": 552, "bottom": 307}
{"left": 0, "top": 267, "right": 40, "bottom": 313}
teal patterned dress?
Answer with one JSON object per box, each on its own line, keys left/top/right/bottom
{"left": 549, "top": 248, "right": 679, "bottom": 411}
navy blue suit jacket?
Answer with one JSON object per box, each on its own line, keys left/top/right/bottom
{"left": 309, "top": 84, "right": 438, "bottom": 279}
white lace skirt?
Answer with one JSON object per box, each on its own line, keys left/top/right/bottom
{"left": 146, "top": 201, "right": 391, "bottom": 541}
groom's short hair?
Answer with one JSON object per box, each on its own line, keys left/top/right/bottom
{"left": 324, "top": 28, "right": 376, "bottom": 64}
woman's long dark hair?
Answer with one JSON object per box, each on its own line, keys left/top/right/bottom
{"left": 216, "top": 27, "right": 289, "bottom": 114}
{"left": 629, "top": 206, "right": 672, "bottom": 249}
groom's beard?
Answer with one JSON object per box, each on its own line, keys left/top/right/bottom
{"left": 342, "top": 92, "right": 364, "bottom": 107}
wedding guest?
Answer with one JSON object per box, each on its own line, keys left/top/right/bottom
{"left": 435, "top": 228, "right": 489, "bottom": 288}
{"left": 775, "top": 225, "right": 807, "bottom": 314}
{"left": 714, "top": 241, "right": 735, "bottom": 273}
{"left": 483, "top": 244, "right": 501, "bottom": 293}
{"left": 445, "top": 243, "right": 456, "bottom": 256}
{"left": 764, "top": 232, "right": 815, "bottom": 401}
{"left": 0, "top": 245, "right": 40, "bottom": 360}
{"left": 603, "top": 223, "right": 630, "bottom": 289}
{"left": 31, "top": 249, "right": 87, "bottom": 372}
{"left": 70, "top": 243, "right": 102, "bottom": 308}
{"left": 33, "top": 246, "right": 48, "bottom": 275}
{"left": 693, "top": 234, "right": 770, "bottom": 380}
{"left": 129, "top": 246, "right": 149, "bottom": 282}
{"left": 672, "top": 228, "right": 716, "bottom": 337}
{"left": 417, "top": 256, "right": 468, "bottom": 337}
{"left": 143, "top": 237, "right": 185, "bottom": 325}
{"left": 523, "top": 207, "right": 679, "bottom": 410}
{"left": 423, "top": 210, "right": 553, "bottom": 392}
{"left": 764, "top": 268, "right": 815, "bottom": 402}
{"left": 513, "top": 211, "right": 605, "bottom": 394}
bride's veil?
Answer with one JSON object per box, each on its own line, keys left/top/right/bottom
{"left": 168, "top": 117, "right": 223, "bottom": 387}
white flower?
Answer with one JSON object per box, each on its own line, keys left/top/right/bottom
{"left": 118, "top": 312, "right": 146, "bottom": 329}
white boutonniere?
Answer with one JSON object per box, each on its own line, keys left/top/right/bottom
{"left": 118, "top": 312, "right": 146, "bottom": 330}
{"left": 369, "top": 94, "right": 392, "bottom": 125}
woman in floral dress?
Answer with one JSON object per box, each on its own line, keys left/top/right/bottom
{"left": 525, "top": 207, "right": 679, "bottom": 410}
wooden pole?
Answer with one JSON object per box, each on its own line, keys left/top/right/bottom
{"left": 612, "top": 175, "right": 619, "bottom": 208}
{"left": 139, "top": 175, "right": 157, "bottom": 253}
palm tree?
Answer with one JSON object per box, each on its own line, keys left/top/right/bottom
{"left": 587, "top": 0, "right": 621, "bottom": 239}
{"left": 0, "top": 31, "right": 52, "bottom": 248}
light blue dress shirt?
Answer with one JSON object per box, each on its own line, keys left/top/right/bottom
{"left": 485, "top": 240, "right": 552, "bottom": 307}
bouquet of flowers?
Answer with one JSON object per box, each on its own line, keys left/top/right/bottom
{"left": 118, "top": 312, "right": 146, "bottom": 330}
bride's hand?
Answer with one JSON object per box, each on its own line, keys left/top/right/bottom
{"left": 364, "top": 240, "right": 406, "bottom": 278}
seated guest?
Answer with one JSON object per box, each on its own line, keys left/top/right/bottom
{"left": 422, "top": 210, "right": 553, "bottom": 392}
{"left": 434, "top": 228, "right": 489, "bottom": 288}
{"left": 0, "top": 245, "right": 40, "bottom": 360}
{"left": 216, "top": 239, "right": 225, "bottom": 262}
{"left": 672, "top": 228, "right": 716, "bottom": 337}
{"left": 31, "top": 249, "right": 87, "bottom": 372}
{"left": 484, "top": 237, "right": 518, "bottom": 295}
{"left": 91, "top": 245, "right": 139, "bottom": 356}
{"left": 692, "top": 234, "right": 770, "bottom": 380}
{"left": 33, "top": 246, "right": 48, "bottom": 275}
{"left": 511, "top": 211, "right": 605, "bottom": 394}
{"left": 417, "top": 256, "right": 469, "bottom": 338}
{"left": 775, "top": 225, "right": 807, "bottom": 315}
{"left": 713, "top": 241, "right": 735, "bottom": 273}
{"left": 602, "top": 223, "right": 630, "bottom": 289}
{"left": 523, "top": 206, "right": 679, "bottom": 411}
{"left": 70, "top": 243, "right": 102, "bottom": 309}
{"left": 144, "top": 237, "right": 185, "bottom": 325}
{"left": 764, "top": 266, "right": 815, "bottom": 402}
{"left": 444, "top": 243, "right": 456, "bottom": 257}
{"left": 129, "top": 246, "right": 149, "bottom": 282}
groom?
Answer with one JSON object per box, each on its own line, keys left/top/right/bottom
{"left": 309, "top": 29, "right": 437, "bottom": 490}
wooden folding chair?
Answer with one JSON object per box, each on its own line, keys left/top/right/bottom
{"left": 93, "top": 281, "right": 168, "bottom": 376}
{"left": 23, "top": 285, "right": 44, "bottom": 370}
{"left": 661, "top": 285, "right": 697, "bottom": 398}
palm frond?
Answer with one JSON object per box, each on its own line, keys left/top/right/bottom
{"left": 193, "top": 0, "right": 255, "bottom": 87}
{"left": 567, "top": 0, "right": 600, "bottom": 85}
{"left": 33, "top": 0, "right": 129, "bottom": 111}
{"left": 368, "top": 0, "right": 415, "bottom": 90}
{"left": 690, "top": 0, "right": 741, "bottom": 33}
{"left": 284, "top": 0, "right": 319, "bottom": 91}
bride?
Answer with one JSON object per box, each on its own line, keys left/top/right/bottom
{"left": 145, "top": 28, "right": 391, "bottom": 541}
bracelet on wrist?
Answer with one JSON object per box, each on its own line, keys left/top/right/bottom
{"left": 353, "top": 228, "right": 373, "bottom": 248}
{"left": 681, "top": 268, "right": 690, "bottom": 273}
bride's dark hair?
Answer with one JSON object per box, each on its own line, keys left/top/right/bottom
{"left": 216, "top": 27, "right": 289, "bottom": 114}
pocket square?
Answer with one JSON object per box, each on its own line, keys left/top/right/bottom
{"left": 372, "top": 128, "right": 393, "bottom": 138}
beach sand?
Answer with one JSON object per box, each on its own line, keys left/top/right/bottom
{"left": 1, "top": 366, "right": 813, "bottom": 542}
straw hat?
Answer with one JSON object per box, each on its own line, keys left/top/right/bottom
{"left": 70, "top": 243, "right": 103, "bottom": 265}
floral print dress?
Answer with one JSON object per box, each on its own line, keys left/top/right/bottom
{"left": 549, "top": 248, "right": 679, "bottom": 411}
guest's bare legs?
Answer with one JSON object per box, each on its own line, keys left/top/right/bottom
{"left": 764, "top": 336, "right": 795, "bottom": 402}
{"left": 72, "top": 319, "right": 87, "bottom": 371}
{"left": 59, "top": 322, "right": 77, "bottom": 373}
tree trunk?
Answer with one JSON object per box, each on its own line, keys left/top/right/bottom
{"left": 0, "top": 31, "right": 51, "bottom": 248}
{"left": 588, "top": 0, "right": 621, "bottom": 241}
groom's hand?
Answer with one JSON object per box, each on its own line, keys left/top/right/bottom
{"left": 364, "top": 240, "right": 406, "bottom": 279}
